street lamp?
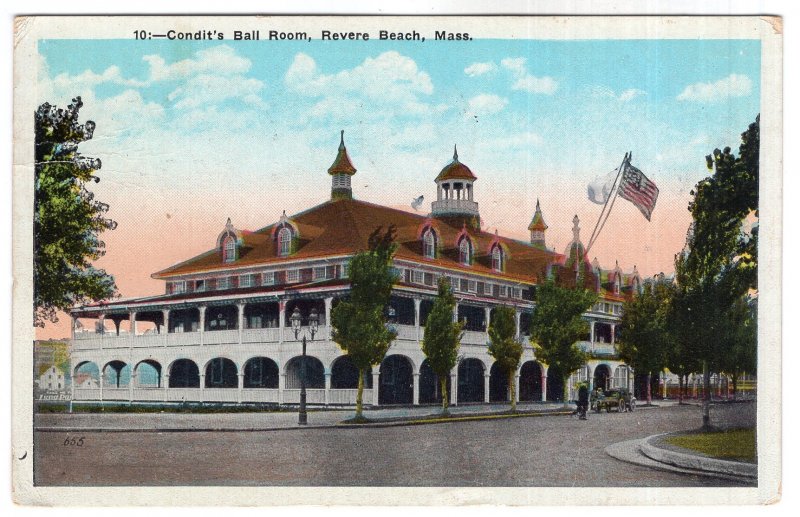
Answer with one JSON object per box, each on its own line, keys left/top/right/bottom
{"left": 290, "top": 305, "right": 318, "bottom": 425}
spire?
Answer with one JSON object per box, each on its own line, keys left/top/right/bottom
{"left": 453, "top": 144, "right": 459, "bottom": 161}
{"left": 528, "top": 198, "right": 548, "bottom": 247}
{"left": 572, "top": 214, "right": 581, "bottom": 242}
{"left": 328, "top": 130, "right": 356, "bottom": 200}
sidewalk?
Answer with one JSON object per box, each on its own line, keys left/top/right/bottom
{"left": 35, "top": 401, "right": 573, "bottom": 432}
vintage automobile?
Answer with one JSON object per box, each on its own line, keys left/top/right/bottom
{"left": 590, "top": 387, "right": 636, "bottom": 413}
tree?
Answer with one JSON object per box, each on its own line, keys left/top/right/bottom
{"left": 529, "top": 279, "right": 597, "bottom": 407}
{"left": 719, "top": 296, "right": 757, "bottom": 400}
{"left": 34, "top": 97, "right": 117, "bottom": 326}
{"left": 618, "top": 276, "right": 674, "bottom": 405}
{"left": 331, "top": 225, "right": 398, "bottom": 420}
{"left": 487, "top": 306, "right": 524, "bottom": 411}
{"left": 674, "top": 115, "right": 759, "bottom": 428}
{"left": 421, "top": 278, "right": 463, "bottom": 414}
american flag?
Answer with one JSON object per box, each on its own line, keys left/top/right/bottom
{"left": 618, "top": 161, "right": 659, "bottom": 221}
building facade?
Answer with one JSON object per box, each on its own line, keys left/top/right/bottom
{"left": 69, "top": 135, "right": 642, "bottom": 406}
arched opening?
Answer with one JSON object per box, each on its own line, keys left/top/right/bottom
{"left": 423, "top": 229, "right": 436, "bottom": 259}
{"left": 489, "top": 362, "right": 510, "bottom": 402}
{"left": 331, "top": 356, "right": 372, "bottom": 389}
{"left": 73, "top": 361, "right": 100, "bottom": 388}
{"left": 519, "top": 361, "right": 543, "bottom": 401}
{"left": 134, "top": 360, "right": 162, "bottom": 387}
{"left": 379, "top": 355, "right": 413, "bottom": 405}
{"left": 243, "top": 357, "right": 279, "bottom": 388}
{"left": 169, "top": 359, "right": 200, "bottom": 388}
{"left": 594, "top": 364, "right": 612, "bottom": 391}
{"left": 546, "top": 364, "right": 565, "bottom": 402}
{"left": 285, "top": 356, "right": 325, "bottom": 389}
{"left": 457, "top": 358, "right": 485, "bottom": 403}
{"left": 419, "top": 359, "right": 451, "bottom": 404}
{"left": 203, "top": 358, "right": 237, "bottom": 388}
{"left": 102, "top": 360, "right": 130, "bottom": 388}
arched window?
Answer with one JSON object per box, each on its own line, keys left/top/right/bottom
{"left": 615, "top": 276, "right": 621, "bottom": 294}
{"left": 459, "top": 238, "right": 472, "bottom": 266}
{"left": 278, "top": 227, "right": 292, "bottom": 256}
{"left": 222, "top": 236, "right": 236, "bottom": 263}
{"left": 491, "top": 245, "right": 503, "bottom": 272}
{"left": 423, "top": 229, "right": 436, "bottom": 259}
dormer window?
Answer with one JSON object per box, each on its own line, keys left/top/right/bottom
{"left": 278, "top": 227, "right": 292, "bottom": 257}
{"left": 222, "top": 236, "right": 236, "bottom": 263}
{"left": 423, "top": 229, "right": 436, "bottom": 259}
{"left": 459, "top": 237, "right": 472, "bottom": 266}
{"left": 491, "top": 245, "right": 503, "bottom": 272}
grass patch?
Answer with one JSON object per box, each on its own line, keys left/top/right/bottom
{"left": 665, "top": 428, "right": 756, "bottom": 462}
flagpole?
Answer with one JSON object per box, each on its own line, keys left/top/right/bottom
{"left": 586, "top": 152, "right": 629, "bottom": 257}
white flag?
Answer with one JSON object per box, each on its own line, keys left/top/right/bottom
{"left": 587, "top": 169, "right": 617, "bottom": 204}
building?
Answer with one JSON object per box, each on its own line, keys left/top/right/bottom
{"left": 37, "top": 365, "right": 66, "bottom": 391}
{"left": 69, "top": 134, "right": 642, "bottom": 406}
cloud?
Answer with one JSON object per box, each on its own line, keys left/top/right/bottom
{"left": 590, "top": 86, "right": 645, "bottom": 102}
{"left": 467, "top": 94, "right": 508, "bottom": 116}
{"left": 618, "top": 88, "right": 645, "bottom": 102}
{"left": 677, "top": 74, "right": 752, "bottom": 102}
{"left": 52, "top": 65, "right": 148, "bottom": 89}
{"left": 142, "top": 45, "right": 251, "bottom": 82}
{"left": 167, "top": 73, "right": 265, "bottom": 110}
{"left": 464, "top": 62, "right": 496, "bottom": 77}
{"left": 500, "top": 57, "right": 557, "bottom": 95}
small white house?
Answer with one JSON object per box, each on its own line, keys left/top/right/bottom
{"left": 38, "top": 365, "right": 65, "bottom": 391}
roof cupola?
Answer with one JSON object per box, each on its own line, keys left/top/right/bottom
{"left": 528, "top": 198, "right": 548, "bottom": 248}
{"left": 328, "top": 130, "right": 356, "bottom": 200}
{"left": 431, "top": 145, "right": 480, "bottom": 229}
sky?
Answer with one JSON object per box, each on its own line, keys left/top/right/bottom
{"left": 35, "top": 37, "right": 761, "bottom": 339}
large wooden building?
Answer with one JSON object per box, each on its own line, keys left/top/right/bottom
{"left": 69, "top": 134, "right": 642, "bottom": 406}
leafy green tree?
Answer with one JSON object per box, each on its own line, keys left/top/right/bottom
{"left": 529, "top": 280, "right": 597, "bottom": 407}
{"left": 487, "top": 306, "right": 524, "bottom": 411}
{"left": 618, "top": 276, "right": 674, "bottom": 404}
{"left": 34, "top": 97, "right": 117, "bottom": 326}
{"left": 421, "top": 278, "right": 463, "bottom": 414}
{"left": 331, "top": 225, "right": 398, "bottom": 420}
{"left": 719, "top": 296, "right": 757, "bottom": 400}
{"left": 674, "top": 115, "right": 759, "bottom": 428}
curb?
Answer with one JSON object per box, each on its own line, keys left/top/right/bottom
{"left": 35, "top": 409, "right": 575, "bottom": 434}
{"left": 639, "top": 433, "right": 757, "bottom": 480}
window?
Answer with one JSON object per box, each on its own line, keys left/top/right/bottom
{"left": 195, "top": 279, "right": 206, "bottom": 292}
{"left": 262, "top": 271, "right": 275, "bottom": 286}
{"left": 468, "top": 280, "right": 477, "bottom": 293}
{"left": 313, "top": 266, "right": 327, "bottom": 280}
{"left": 341, "top": 263, "right": 350, "bottom": 278}
{"left": 460, "top": 278, "right": 469, "bottom": 292}
{"left": 287, "top": 269, "right": 299, "bottom": 283}
{"left": 222, "top": 236, "right": 236, "bottom": 263}
{"left": 512, "top": 288, "right": 521, "bottom": 299}
{"left": 424, "top": 272, "right": 435, "bottom": 287}
{"left": 240, "top": 274, "right": 254, "bottom": 288}
{"left": 459, "top": 238, "right": 472, "bottom": 265}
{"left": 217, "top": 277, "right": 231, "bottom": 290}
{"left": 491, "top": 246, "right": 503, "bottom": 272}
{"left": 423, "top": 229, "right": 436, "bottom": 259}
{"left": 413, "top": 270, "right": 424, "bottom": 284}
{"left": 499, "top": 285, "right": 508, "bottom": 297}
{"left": 278, "top": 227, "right": 292, "bottom": 256}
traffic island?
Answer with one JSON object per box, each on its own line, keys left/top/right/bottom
{"left": 339, "top": 408, "right": 574, "bottom": 427}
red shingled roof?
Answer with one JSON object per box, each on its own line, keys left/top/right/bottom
{"left": 435, "top": 145, "right": 477, "bottom": 181}
{"left": 153, "top": 198, "right": 555, "bottom": 284}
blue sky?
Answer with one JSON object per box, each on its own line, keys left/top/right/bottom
{"left": 36, "top": 37, "right": 761, "bottom": 301}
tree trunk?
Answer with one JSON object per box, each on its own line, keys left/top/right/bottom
{"left": 509, "top": 370, "right": 517, "bottom": 412}
{"left": 355, "top": 368, "right": 364, "bottom": 419}
{"left": 646, "top": 372, "right": 652, "bottom": 405}
{"left": 702, "top": 361, "right": 711, "bottom": 430}
{"left": 440, "top": 375, "right": 449, "bottom": 414}
{"left": 562, "top": 375, "right": 570, "bottom": 408}
{"left": 678, "top": 374, "right": 684, "bottom": 404}
{"left": 732, "top": 369, "right": 739, "bottom": 401}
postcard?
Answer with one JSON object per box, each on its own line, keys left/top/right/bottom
{"left": 12, "top": 15, "right": 782, "bottom": 505}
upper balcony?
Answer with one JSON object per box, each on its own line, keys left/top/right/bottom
{"left": 431, "top": 198, "right": 480, "bottom": 217}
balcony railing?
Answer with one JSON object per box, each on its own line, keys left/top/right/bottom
{"left": 577, "top": 340, "right": 617, "bottom": 356}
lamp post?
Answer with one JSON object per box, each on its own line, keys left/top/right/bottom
{"left": 290, "top": 305, "right": 318, "bottom": 425}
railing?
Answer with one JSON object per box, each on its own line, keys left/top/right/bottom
{"left": 328, "top": 389, "right": 372, "bottom": 405}
{"left": 73, "top": 388, "right": 101, "bottom": 400}
{"left": 282, "top": 389, "right": 326, "bottom": 404}
{"left": 131, "top": 388, "right": 164, "bottom": 401}
{"left": 394, "top": 324, "right": 417, "bottom": 341}
{"left": 577, "top": 341, "right": 617, "bottom": 356}
{"left": 203, "top": 388, "right": 240, "bottom": 402}
{"left": 241, "top": 389, "right": 280, "bottom": 403}
{"left": 102, "top": 388, "right": 130, "bottom": 401}
{"left": 203, "top": 329, "right": 239, "bottom": 345}
{"left": 431, "top": 198, "right": 480, "bottom": 215}
{"left": 241, "top": 327, "right": 280, "bottom": 343}
{"left": 462, "top": 330, "right": 488, "bottom": 345}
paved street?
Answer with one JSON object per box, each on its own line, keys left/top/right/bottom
{"left": 34, "top": 403, "right": 753, "bottom": 487}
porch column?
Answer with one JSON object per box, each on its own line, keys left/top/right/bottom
{"left": 450, "top": 371, "right": 458, "bottom": 406}
{"left": 484, "top": 373, "right": 490, "bottom": 403}
{"left": 541, "top": 365, "right": 548, "bottom": 402}
{"left": 237, "top": 302, "right": 245, "bottom": 344}
{"left": 628, "top": 369, "right": 634, "bottom": 391}
{"left": 662, "top": 372, "right": 668, "bottom": 398}
{"left": 161, "top": 309, "right": 170, "bottom": 336}
{"left": 515, "top": 309, "right": 522, "bottom": 339}
{"left": 237, "top": 372, "right": 244, "bottom": 403}
{"left": 590, "top": 321, "right": 596, "bottom": 343}
{"left": 199, "top": 373, "right": 205, "bottom": 403}
{"left": 514, "top": 373, "right": 521, "bottom": 404}
{"left": 324, "top": 297, "right": 333, "bottom": 339}
{"left": 587, "top": 364, "right": 594, "bottom": 393}
{"left": 412, "top": 373, "right": 420, "bottom": 405}
{"left": 279, "top": 373, "right": 286, "bottom": 405}
{"left": 372, "top": 370, "right": 381, "bottom": 406}
{"left": 199, "top": 306, "right": 206, "bottom": 346}
{"left": 129, "top": 371, "right": 136, "bottom": 402}
{"left": 610, "top": 324, "right": 616, "bottom": 345}
{"left": 324, "top": 370, "right": 332, "bottom": 406}
{"left": 98, "top": 313, "right": 106, "bottom": 344}
{"left": 413, "top": 298, "right": 421, "bottom": 343}
{"left": 70, "top": 315, "right": 77, "bottom": 340}
{"left": 129, "top": 311, "right": 137, "bottom": 337}
{"left": 163, "top": 374, "right": 170, "bottom": 402}
{"left": 279, "top": 301, "right": 286, "bottom": 344}
{"left": 484, "top": 307, "right": 492, "bottom": 334}
{"left": 453, "top": 304, "right": 459, "bottom": 323}
{"left": 99, "top": 371, "right": 105, "bottom": 404}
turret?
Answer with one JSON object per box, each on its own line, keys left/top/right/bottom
{"left": 528, "top": 199, "right": 548, "bottom": 248}
{"left": 431, "top": 145, "right": 480, "bottom": 229}
{"left": 328, "top": 130, "right": 357, "bottom": 200}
